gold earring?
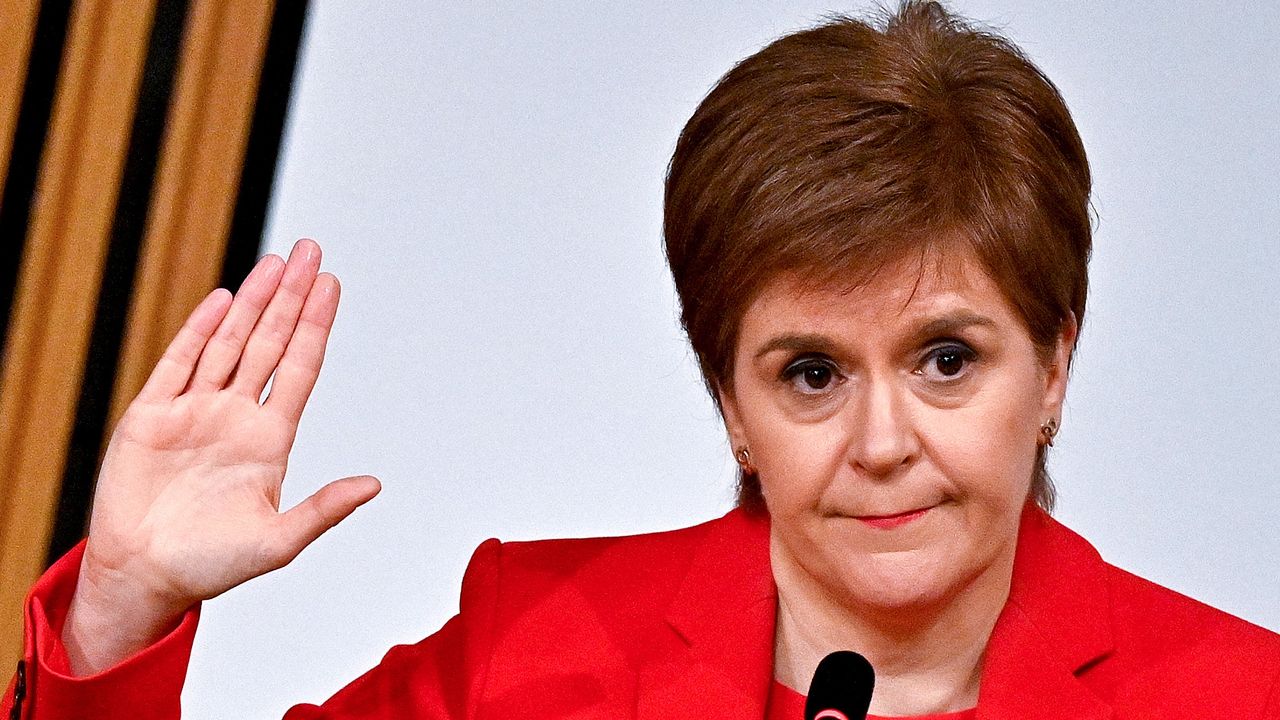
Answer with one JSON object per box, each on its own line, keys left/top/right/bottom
{"left": 1040, "top": 418, "right": 1059, "bottom": 447}
{"left": 736, "top": 446, "right": 755, "bottom": 473}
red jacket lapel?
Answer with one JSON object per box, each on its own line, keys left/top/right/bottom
{"left": 634, "top": 503, "right": 1117, "bottom": 719}
{"left": 976, "top": 503, "right": 1115, "bottom": 719}
{"left": 636, "top": 508, "right": 776, "bottom": 720}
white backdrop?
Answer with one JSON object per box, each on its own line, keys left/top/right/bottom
{"left": 183, "top": 2, "right": 1279, "bottom": 716}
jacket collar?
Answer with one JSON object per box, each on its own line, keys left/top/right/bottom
{"left": 976, "top": 503, "right": 1114, "bottom": 719}
{"left": 637, "top": 502, "right": 1115, "bottom": 719}
{"left": 637, "top": 507, "right": 775, "bottom": 719}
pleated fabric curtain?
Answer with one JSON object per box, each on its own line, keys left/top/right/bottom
{"left": 0, "top": 0, "right": 308, "bottom": 670}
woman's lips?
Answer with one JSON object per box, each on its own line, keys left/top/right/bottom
{"left": 854, "top": 506, "right": 931, "bottom": 529}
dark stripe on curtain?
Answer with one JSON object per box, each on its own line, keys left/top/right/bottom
{"left": 46, "top": 0, "right": 193, "bottom": 565}
{"left": 221, "top": 0, "right": 312, "bottom": 289}
{"left": 0, "top": 0, "right": 74, "bottom": 367}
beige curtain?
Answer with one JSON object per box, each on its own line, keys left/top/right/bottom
{"left": 0, "top": 0, "right": 278, "bottom": 670}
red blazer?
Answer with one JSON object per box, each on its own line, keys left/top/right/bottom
{"left": 6, "top": 502, "right": 1280, "bottom": 719}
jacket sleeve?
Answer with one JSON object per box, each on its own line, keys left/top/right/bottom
{"left": 0, "top": 541, "right": 200, "bottom": 720}
{"left": 2, "top": 538, "right": 503, "bottom": 720}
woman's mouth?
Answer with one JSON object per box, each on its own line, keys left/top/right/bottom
{"left": 854, "top": 506, "right": 931, "bottom": 529}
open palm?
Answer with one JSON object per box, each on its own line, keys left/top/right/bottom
{"left": 81, "top": 240, "right": 379, "bottom": 614}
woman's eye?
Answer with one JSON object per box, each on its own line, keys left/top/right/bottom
{"left": 919, "top": 344, "right": 977, "bottom": 381}
{"left": 782, "top": 358, "right": 841, "bottom": 394}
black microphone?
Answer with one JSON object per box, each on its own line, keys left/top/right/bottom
{"left": 804, "top": 651, "right": 875, "bottom": 720}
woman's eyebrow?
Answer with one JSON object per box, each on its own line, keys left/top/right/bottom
{"left": 912, "top": 311, "right": 998, "bottom": 340}
{"left": 753, "top": 333, "right": 840, "bottom": 360}
{"left": 752, "top": 312, "right": 997, "bottom": 361}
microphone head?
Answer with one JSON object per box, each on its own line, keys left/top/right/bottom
{"left": 804, "top": 651, "right": 875, "bottom": 720}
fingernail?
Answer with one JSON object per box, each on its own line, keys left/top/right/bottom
{"left": 255, "top": 255, "right": 284, "bottom": 280}
{"left": 241, "top": 256, "right": 282, "bottom": 290}
{"left": 294, "top": 238, "right": 319, "bottom": 262}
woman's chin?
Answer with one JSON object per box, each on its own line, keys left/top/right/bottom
{"left": 831, "top": 551, "right": 977, "bottom": 615}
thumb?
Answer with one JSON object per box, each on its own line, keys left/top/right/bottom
{"left": 266, "top": 475, "right": 381, "bottom": 570}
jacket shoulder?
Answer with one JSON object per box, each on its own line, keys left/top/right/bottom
{"left": 474, "top": 512, "right": 727, "bottom": 616}
{"left": 1105, "top": 562, "right": 1280, "bottom": 656}
{"left": 1013, "top": 510, "right": 1280, "bottom": 712}
{"left": 1097, "top": 561, "right": 1280, "bottom": 711}
{"left": 453, "top": 512, "right": 759, "bottom": 713}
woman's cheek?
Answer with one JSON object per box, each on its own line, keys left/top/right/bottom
{"left": 757, "top": 418, "right": 846, "bottom": 509}
{"left": 963, "top": 395, "right": 1040, "bottom": 504}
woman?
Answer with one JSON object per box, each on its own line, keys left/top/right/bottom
{"left": 5, "top": 2, "right": 1278, "bottom": 718}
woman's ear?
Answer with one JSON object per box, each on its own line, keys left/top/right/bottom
{"left": 1041, "top": 312, "right": 1079, "bottom": 418}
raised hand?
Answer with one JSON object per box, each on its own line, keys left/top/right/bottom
{"left": 62, "top": 239, "right": 380, "bottom": 675}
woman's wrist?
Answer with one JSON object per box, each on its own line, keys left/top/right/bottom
{"left": 61, "top": 557, "right": 192, "bottom": 676}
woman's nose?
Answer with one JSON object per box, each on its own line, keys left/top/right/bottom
{"left": 842, "top": 376, "right": 920, "bottom": 479}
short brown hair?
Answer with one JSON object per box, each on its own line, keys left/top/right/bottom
{"left": 663, "top": 1, "right": 1092, "bottom": 512}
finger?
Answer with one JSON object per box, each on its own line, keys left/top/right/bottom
{"left": 262, "top": 272, "right": 340, "bottom": 423}
{"left": 186, "top": 254, "right": 286, "bottom": 393}
{"left": 264, "top": 475, "right": 381, "bottom": 570}
{"left": 231, "top": 239, "right": 325, "bottom": 399}
{"left": 137, "top": 289, "right": 234, "bottom": 402}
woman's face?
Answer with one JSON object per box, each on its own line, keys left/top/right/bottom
{"left": 720, "top": 251, "right": 1074, "bottom": 613}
